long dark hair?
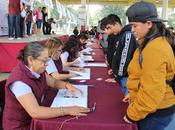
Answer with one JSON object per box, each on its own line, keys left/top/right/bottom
{"left": 62, "top": 40, "right": 79, "bottom": 61}
{"left": 17, "top": 42, "right": 46, "bottom": 65}
{"left": 146, "top": 22, "right": 175, "bottom": 54}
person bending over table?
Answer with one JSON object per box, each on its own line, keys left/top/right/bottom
{"left": 45, "top": 38, "right": 78, "bottom": 80}
{"left": 3, "top": 42, "right": 90, "bottom": 130}
{"left": 61, "top": 40, "right": 83, "bottom": 71}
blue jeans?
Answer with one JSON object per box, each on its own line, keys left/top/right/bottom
{"left": 26, "top": 21, "right": 31, "bottom": 35}
{"left": 138, "top": 113, "right": 175, "bottom": 130}
{"left": 8, "top": 14, "right": 20, "bottom": 38}
{"left": 119, "top": 77, "right": 128, "bottom": 96}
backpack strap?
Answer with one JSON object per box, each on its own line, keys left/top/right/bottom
{"left": 139, "top": 33, "right": 175, "bottom": 94}
{"left": 166, "top": 79, "right": 175, "bottom": 94}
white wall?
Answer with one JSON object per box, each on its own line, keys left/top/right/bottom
{"left": 0, "top": 0, "right": 8, "bottom": 36}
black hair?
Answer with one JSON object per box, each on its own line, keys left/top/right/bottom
{"left": 73, "top": 27, "right": 79, "bottom": 36}
{"left": 100, "top": 14, "right": 122, "bottom": 30}
{"left": 78, "top": 33, "right": 88, "bottom": 40}
{"left": 146, "top": 22, "right": 175, "bottom": 54}
{"left": 62, "top": 40, "right": 79, "bottom": 61}
{"left": 42, "top": 7, "right": 46, "bottom": 10}
{"left": 100, "top": 17, "right": 107, "bottom": 30}
{"left": 17, "top": 42, "right": 46, "bottom": 65}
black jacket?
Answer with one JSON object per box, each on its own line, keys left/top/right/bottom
{"left": 112, "top": 25, "right": 137, "bottom": 82}
{"left": 106, "top": 34, "right": 118, "bottom": 68}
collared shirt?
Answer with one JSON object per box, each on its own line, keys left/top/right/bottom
{"left": 10, "top": 66, "right": 41, "bottom": 97}
{"left": 60, "top": 51, "right": 69, "bottom": 66}
{"left": 46, "top": 58, "right": 58, "bottom": 74}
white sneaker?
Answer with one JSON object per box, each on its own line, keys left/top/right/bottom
{"left": 8, "top": 37, "right": 14, "bottom": 40}
{"left": 17, "top": 37, "right": 21, "bottom": 40}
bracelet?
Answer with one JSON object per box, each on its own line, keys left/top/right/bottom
{"left": 60, "top": 107, "right": 64, "bottom": 116}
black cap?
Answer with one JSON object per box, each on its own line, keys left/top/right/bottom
{"left": 126, "top": 1, "right": 166, "bottom": 22}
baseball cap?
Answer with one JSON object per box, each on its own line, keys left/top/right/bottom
{"left": 126, "top": 1, "right": 167, "bottom": 22}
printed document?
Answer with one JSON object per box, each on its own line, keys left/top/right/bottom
{"left": 51, "top": 85, "right": 88, "bottom": 107}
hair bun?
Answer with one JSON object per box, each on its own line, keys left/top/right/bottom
{"left": 17, "top": 49, "right": 25, "bottom": 61}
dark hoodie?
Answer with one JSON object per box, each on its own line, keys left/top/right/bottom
{"left": 111, "top": 24, "right": 137, "bottom": 83}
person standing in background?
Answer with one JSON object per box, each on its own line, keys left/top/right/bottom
{"left": 20, "top": 2, "right": 26, "bottom": 37}
{"left": 42, "top": 7, "right": 47, "bottom": 35}
{"left": 8, "top": 0, "right": 21, "bottom": 40}
{"left": 33, "top": 7, "right": 42, "bottom": 37}
{"left": 25, "top": 5, "right": 33, "bottom": 36}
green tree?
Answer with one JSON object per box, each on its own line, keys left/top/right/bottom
{"left": 89, "top": 5, "right": 127, "bottom": 26}
{"left": 168, "top": 13, "right": 175, "bottom": 28}
{"left": 99, "top": 5, "right": 126, "bottom": 25}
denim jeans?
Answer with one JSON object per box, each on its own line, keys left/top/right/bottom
{"left": 138, "top": 113, "right": 175, "bottom": 130}
{"left": 26, "top": 21, "right": 31, "bottom": 35}
{"left": 119, "top": 77, "right": 128, "bottom": 96}
{"left": 8, "top": 14, "right": 20, "bottom": 38}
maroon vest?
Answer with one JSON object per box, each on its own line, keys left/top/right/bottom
{"left": 3, "top": 62, "right": 48, "bottom": 130}
{"left": 53, "top": 58, "right": 63, "bottom": 73}
{"left": 9, "top": 0, "right": 21, "bottom": 15}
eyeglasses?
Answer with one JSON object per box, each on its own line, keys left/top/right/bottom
{"left": 56, "top": 49, "right": 62, "bottom": 53}
{"left": 36, "top": 58, "right": 50, "bottom": 65}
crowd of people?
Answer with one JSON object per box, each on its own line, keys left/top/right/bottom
{"left": 1, "top": 1, "right": 175, "bottom": 130}
{"left": 98, "top": 1, "right": 175, "bottom": 130}
{"left": 8, "top": 0, "right": 55, "bottom": 40}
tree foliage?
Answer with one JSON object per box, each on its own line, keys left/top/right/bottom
{"left": 89, "top": 5, "right": 127, "bottom": 26}
{"left": 168, "top": 13, "right": 175, "bottom": 28}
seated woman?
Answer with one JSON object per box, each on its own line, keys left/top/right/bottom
{"left": 2, "top": 42, "right": 90, "bottom": 130}
{"left": 77, "top": 33, "right": 88, "bottom": 50}
{"left": 45, "top": 38, "right": 78, "bottom": 80}
{"left": 60, "top": 40, "right": 83, "bottom": 71}
{"left": 69, "top": 33, "right": 88, "bottom": 51}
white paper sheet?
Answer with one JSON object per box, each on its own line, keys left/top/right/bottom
{"left": 73, "top": 57, "right": 85, "bottom": 67}
{"left": 81, "top": 55, "right": 94, "bottom": 61}
{"left": 51, "top": 85, "right": 88, "bottom": 108}
{"left": 81, "top": 47, "right": 93, "bottom": 53}
{"left": 69, "top": 68, "right": 90, "bottom": 80}
{"left": 85, "top": 63, "right": 107, "bottom": 67}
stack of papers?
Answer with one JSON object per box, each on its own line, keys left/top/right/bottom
{"left": 85, "top": 63, "right": 107, "bottom": 67}
{"left": 51, "top": 85, "right": 88, "bottom": 108}
{"left": 69, "top": 68, "right": 90, "bottom": 80}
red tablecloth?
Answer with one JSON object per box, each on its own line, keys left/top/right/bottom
{"left": 30, "top": 46, "right": 138, "bottom": 130}
{"left": 91, "top": 49, "right": 105, "bottom": 62}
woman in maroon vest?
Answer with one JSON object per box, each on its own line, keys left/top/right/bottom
{"left": 45, "top": 38, "right": 78, "bottom": 80}
{"left": 3, "top": 42, "right": 90, "bottom": 130}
